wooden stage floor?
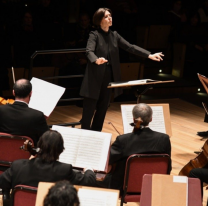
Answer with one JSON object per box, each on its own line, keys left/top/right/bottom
{"left": 47, "top": 98, "right": 208, "bottom": 206}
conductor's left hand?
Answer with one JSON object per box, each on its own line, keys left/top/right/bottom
{"left": 148, "top": 52, "right": 164, "bottom": 62}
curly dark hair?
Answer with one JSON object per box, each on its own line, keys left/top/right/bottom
{"left": 44, "top": 180, "right": 80, "bottom": 206}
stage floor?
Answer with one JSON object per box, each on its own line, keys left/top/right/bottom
{"left": 47, "top": 98, "right": 208, "bottom": 206}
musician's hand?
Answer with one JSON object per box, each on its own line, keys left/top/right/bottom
{"left": 29, "top": 155, "right": 37, "bottom": 160}
{"left": 83, "top": 167, "right": 95, "bottom": 172}
{"left": 148, "top": 52, "right": 164, "bottom": 62}
{"left": 95, "top": 57, "right": 108, "bottom": 65}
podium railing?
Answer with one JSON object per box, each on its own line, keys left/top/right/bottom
{"left": 29, "top": 48, "right": 86, "bottom": 127}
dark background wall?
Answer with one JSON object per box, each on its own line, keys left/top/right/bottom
{"left": 0, "top": 0, "right": 208, "bottom": 97}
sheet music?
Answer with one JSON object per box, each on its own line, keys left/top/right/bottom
{"left": 52, "top": 125, "right": 112, "bottom": 171}
{"left": 29, "top": 78, "right": 65, "bottom": 117}
{"left": 121, "top": 105, "right": 166, "bottom": 134}
{"left": 109, "top": 79, "right": 156, "bottom": 86}
{"left": 78, "top": 188, "right": 118, "bottom": 206}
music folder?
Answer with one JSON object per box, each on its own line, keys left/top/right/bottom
{"left": 52, "top": 125, "right": 112, "bottom": 173}
{"left": 152, "top": 174, "right": 188, "bottom": 206}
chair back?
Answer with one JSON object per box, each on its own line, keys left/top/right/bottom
{"left": 12, "top": 185, "right": 37, "bottom": 206}
{"left": 123, "top": 154, "right": 170, "bottom": 193}
{"left": 0, "top": 133, "right": 33, "bottom": 167}
{"left": 121, "top": 154, "right": 170, "bottom": 205}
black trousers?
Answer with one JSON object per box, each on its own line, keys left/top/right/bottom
{"left": 189, "top": 168, "right": 208, "bottom": 197}
{"left": 81, "top": 66, "right": 113, "bottom": 131}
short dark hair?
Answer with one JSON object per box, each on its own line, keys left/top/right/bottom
{"left": 93, "top": 8, "right": 112, "bottom": 28}
{"left": 44, "top": 180, "right": 80, "bottom": 206}
{"left": 132, "top": 103, "right": 153, "bottom": 126}
{"left": 13, "top": 79, "right": 32, "bottom": 98}
{"left": 37, "top": 130, "right": 64, "bottom": 163}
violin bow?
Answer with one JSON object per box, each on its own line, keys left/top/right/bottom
{"left": 12, "top": 67, "right": 16, "bottom": 84}
{"left": 108, "top": 122, "right": 121, "bottom": 135}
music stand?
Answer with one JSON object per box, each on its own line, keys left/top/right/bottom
{"left": 198, "top": 73, "right": 208, "bottom": 114}
{"left": 108, "top": 79, "right": 175, "bottom": 103}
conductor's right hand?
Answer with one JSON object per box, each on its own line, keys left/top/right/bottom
{"left": 95, "top": 57, "right": 108, "bottom": 65}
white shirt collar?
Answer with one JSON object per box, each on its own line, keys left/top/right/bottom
{"left": 15, "top": 100, "right": 28, "bottom": 105}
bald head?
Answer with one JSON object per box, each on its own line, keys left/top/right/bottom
{"left": 132, "top": 103, "right": 152, "bottom": 126}
{"left": 13, "top": 79, "right": 32, "bottom": 99}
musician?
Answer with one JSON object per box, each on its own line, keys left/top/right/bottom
{"left": 80, "top": 8, "right": 164, "bottom": 132}
{"left": 189, "top": 167, "right": 208, "bottom": 197}
{"left": 102, "top": 103, "right": 171, "bottom": 192}
{"left": 44, "top": 180, "right": 80, "bottom": 206}
{"left": 0, "top": 79, "right": 49, "bottom": 146}
{"left": 0, "top": 130, "right": 97, "bottom": 191}
{"left": 197, "top": 112, "right": 208, "bottom": 137}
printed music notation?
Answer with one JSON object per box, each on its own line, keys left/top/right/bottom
{"left": 52, "top": 125, "right": 112, "bottom": 172}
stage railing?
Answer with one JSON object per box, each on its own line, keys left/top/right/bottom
{"left": 29, "top": 48, "right": 86, "bottom": 128}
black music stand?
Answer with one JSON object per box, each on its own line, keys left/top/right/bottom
{"left": 197, "top": 73, "right": 208, "bottom": 139}
{"left": 108, "top": 79, "right": 175, "bottom": 103}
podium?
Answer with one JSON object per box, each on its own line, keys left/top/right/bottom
{"left": 108, "top": 79, "right": 174, "bottom": 103}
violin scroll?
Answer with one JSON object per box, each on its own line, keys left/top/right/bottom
{"left": 131, "top": 117, "right": 143, "bottom": 133}
{"left": 0, "top": 97, "right": 14, "bottom": 105}
{"left": 20, "top": 140, "right": 41, "bottom": 156}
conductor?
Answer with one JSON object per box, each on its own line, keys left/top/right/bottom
{"left": 80, "top": 8, "right": 164, "bottom": 131}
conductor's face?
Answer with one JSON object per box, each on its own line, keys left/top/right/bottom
{"left": 100, "top": 10, "right": 112, "bottom": 28}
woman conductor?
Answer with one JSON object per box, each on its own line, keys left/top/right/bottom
{"left": 80, "top": 8, "right": 164, "bottom": 131}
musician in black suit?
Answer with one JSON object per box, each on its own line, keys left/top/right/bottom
{"left": 0, "top": 130, "right": 97, "bottom": 190}
{"left": 80, "top": 8, "right": 164, "bottom": 131}
{"left": 100, "top": 103, "right": 171, "bottom": 192}
{"left": 0, "top": 79, "right": 49, "bottom": 146}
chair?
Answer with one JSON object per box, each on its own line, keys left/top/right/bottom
{"left": 0, "top": 133, "right": 33, "bottom": 171}
{"left": 140, "top": 174, "right": 202, "bottom": 206}
{"left": 12, "top": 185, "right": 37, "bottom": 206}
{"left": 120, "top": 154, "right": 170, "bottom": 206}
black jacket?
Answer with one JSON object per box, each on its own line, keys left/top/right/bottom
{"left": 80, "top": 29, "right": 151, "bottom": 100}
{"left": 0, "top": 158, "right": 97, "bottom": 189}
{"left": 0, "top": 101, "right": 49, "bottom": 145}
{"left": 109, "top": 127, "right": 172, "bottom": 190}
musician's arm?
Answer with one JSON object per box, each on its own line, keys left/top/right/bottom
{"left": 164, "top": 135, "right": 172, "bottom": 174}
{"left": 0, "top": 167, "right": 12, "bottom": 190}
{"left": 109, "top": 136, "right": 124, "bottom": 165}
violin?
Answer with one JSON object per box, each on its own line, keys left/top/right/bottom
{"left": 131, "top": 117, "right": 143, "bottom": 133}
{"left": 20, "top": 140, "right": 41, "bottom": 156}
{"left": 0, "top": 97, "right": 14, "bottom": 105}
{"left": 179, "top": 139, "right": 208, "bottom": 176}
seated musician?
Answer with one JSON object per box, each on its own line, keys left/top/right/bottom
{"left": 189, "top": 167, "right": 208, "bottom": 197}
{"left": 44, "top": 180, "right": 80, "bottom": 206}
{"left": 0, "top": 79, "right": 49, "bottom": 146}
{"left": 102, "top": 103, "right": 172, "bottom": 193}
{"left": 0, "top": 130, "right": 97, "bottom": 191}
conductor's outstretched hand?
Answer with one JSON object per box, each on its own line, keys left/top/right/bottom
{"left": 95, "top": 57, "right": 108, "bottom": 65}
{"left": 148, "top": 52, "right": 164, "bottom": 62}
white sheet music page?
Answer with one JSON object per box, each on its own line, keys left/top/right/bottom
{"left": 121, "top": 105, "right": 166, "bottom": 134}
{"left": 149, "top": 106, "right": 166, "bottom": 134}
{"left": 78, "top": 188, "right": 118, "bottom": 206}
{"left": 52, "top": 125, "right": 112, "bottom": 171}
{"left": 121, "top": 105, "right": 135, "bottom": 134}
{"left": 29, "top": 77, "right": 65, "bottom": 117}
